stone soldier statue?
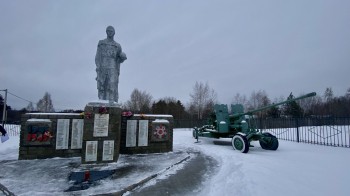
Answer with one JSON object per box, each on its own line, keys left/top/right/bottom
{"left": 95, "top": 26, "right": 127, "bottom": 103}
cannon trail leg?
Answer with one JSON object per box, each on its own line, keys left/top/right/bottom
{"left": 259, "top": 133, "right": 279, "bottom": 150}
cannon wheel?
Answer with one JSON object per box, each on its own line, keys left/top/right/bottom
{"left": 232, "top": 134, "right": 249, "bottom": 153}
{"left": 259, "top": 133, "right": 279, "bottom": 150}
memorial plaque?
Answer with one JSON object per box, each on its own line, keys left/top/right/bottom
{"left": 71, "top": 119, "right": 84, "bottom": 149}
{"left": 138, "top": 120, "right": 149, "bottom": 146}
{"left": 102, "top": 140, "right": 114, "bottom": 161}
{"left": 93, "top": 114, "right": 109, "bottom": 137}
{"left": 85, "top": 141, "right": 98, "bottom": 162}
{"left": 56, "top": 119, "right": 70, "bottom": 149}
{"left": 126, "top": 120, "right": 137, "bottom": 147}
{"left": 151, "top": 119, "right": 170, "bottom": 142}
{"left": 25, "top": 119, "right": 53, "bottom": 146}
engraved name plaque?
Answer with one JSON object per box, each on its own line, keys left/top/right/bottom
{"left": 71, "top": 119, "right": 84, "bottom": 149}
{"left": 102, "top": 140, "right": 114, "bottom": 161}
{"left": 85, "top": 141, "right": 98, "bottom": 162}
{"left": 93, "top": 114, "right": 109, "bottom": 137}
{"left": 126, "top": 120, "right": 137, "bottom": 147}
{"left": 56, "top": 119, "right": 70, "bottom": 149}
{"left": 138, "top": 120, "right": 149, "bottom": 146}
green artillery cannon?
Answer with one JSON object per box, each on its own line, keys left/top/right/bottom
{"left": 193, "top": 92, "right": 316, "bottom": 153}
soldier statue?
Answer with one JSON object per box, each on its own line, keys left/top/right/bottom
{"left": 95, "top": 26, "right": 127, "bottom": 103}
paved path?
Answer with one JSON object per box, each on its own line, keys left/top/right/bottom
{"left": 126, "top": 151, "right": 218, "bottom": 196}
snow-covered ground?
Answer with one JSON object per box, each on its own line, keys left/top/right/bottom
{"left": 177, "top": 129, "right": 350, "bottom": 196}
{"left": 1, "top": 128, "right": 350, "bottom": 196}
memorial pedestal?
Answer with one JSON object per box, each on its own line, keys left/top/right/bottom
{"left": 82, "top": 102, "right": 121, "bottom": 164}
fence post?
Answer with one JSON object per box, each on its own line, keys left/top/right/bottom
{"left": 1, "top": 89, "right": 8, "bottom": 127}
{"left": 296, "top": 118, "right": 300, "bottom": 143}
{"left": 259, "top": 118, "right": 263, "bottom": 132}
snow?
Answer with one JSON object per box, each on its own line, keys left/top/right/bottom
{"left": 26, "top": 113, "right": 82, "bottom": 116}
{"left": 186, "top": 133, "right": 350, "bottom": 196}
{"left": 153, "top": 119, "right": 170, "bottom": 123}
{"left": 134, "top": 114, "right": 173, "bottom": 118}
{"left": 0, "top": 128, "right": 350, "bottom": 196}
{"left": 0, "top": 134, "right": 19, "bottom": 160}
{"left": 26, "top": 119, "right": 52, "bottom": 123}
{"left": 89, "top": 100, "right": 111, "bottom": 104}
{"left": 86, "top": 100, "right": 121, "bottom": 107}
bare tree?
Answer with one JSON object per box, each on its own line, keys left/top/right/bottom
{"left": 189, "top": 81, "right": 217, "bottom": 119}
{"left": 37, "top": 92, "right": 54, "bottom": 112}
{"left": 125, "top": 88, "right": 153, "bottom": 113}
{"left": 247, "top": 90, "right": 270, "bottom": 111}
{"left": 297, "top": 93, "right": 322, "bottom": 115}
{"left": 231, "top": 93, "right": 247, "bottom": 106}
{"left": 346, "top": 87, "right": 350, "bottom": 98}
{"left": 26, "top": 102, "right": 35, "bottom": 112}
{"left": 245, "top": 90, "right": 271, "bottom": 117}
{"left": 324, "top": 87, "right": 334, "bottom": 102}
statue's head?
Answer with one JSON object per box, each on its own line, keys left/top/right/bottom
{"left": 106, "top": 26, "right": 115, "bottom": 39}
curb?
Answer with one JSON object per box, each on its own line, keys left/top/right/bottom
{"left": 94, "top": 155, "right": 192, "bottom": 196}
{"left": 0, "top": 183, "right": 16, "bottom": 196}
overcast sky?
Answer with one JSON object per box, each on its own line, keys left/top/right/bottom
{"left": 1, "top": 0, "right": 350, "bottom": 110}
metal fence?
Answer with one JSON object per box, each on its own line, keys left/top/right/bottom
{"left": 251, "top": 117, "right": 350, "bottom": 148}
{"left": 174, "top": 119, "right": 207, "bottom": 129}
{"left": 176, "top": 117, "right": 350, "bottom": 148}
{"left": 3, "top": 124, "right": 20, "bottom": 137}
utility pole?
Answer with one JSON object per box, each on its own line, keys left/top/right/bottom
{"left": 1, "top": 89, "right": 7, "bottom": 126}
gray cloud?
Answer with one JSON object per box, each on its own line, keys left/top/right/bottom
{"left": 1, "top": 0, "right": 350, "bottom": 110}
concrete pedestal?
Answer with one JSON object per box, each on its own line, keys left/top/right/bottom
{"left": 81, "top": 102, "right": 121, "bottom": 164}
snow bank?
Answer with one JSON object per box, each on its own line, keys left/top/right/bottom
{"left": 0, "top": 134, "right": 19, "bottom": 160}
{"left": 153, "top": 119, "right": 170, "bottom": 123}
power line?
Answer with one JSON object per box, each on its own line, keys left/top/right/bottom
{"left": 6, "top": 91, "right": 33, "bottom": 104}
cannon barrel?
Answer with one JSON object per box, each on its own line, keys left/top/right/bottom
{"left": 230, "top": 92, "right": 316, "bottom": 118}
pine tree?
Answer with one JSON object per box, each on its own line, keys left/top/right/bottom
{"left": 283, "top": 93, "right": 303, "bottom": 117}
{"left": 266, "top": 106, "right": 281, "bottom": 118}
{"left": 151, "top": 98, "right": 187, "bottom": 119}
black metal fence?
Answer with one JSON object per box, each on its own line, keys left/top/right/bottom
{"left": 174, "top": 119, "right": 208, "bottom": 129}
{"left": 253, "top": 117, "right": 350, "bottom": 148}
{"left": 176, "top": 117, "right": 350, "bottom": 148}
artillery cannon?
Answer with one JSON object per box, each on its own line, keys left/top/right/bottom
{"left": 193, "top": 92, "right": 316, "bottom": 153}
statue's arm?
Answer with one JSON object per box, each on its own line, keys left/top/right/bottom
{"left": 117, "top": 45, "right": 127, "bottom": 63}
{"left": 95, "top": 42, "right": 102, "bottom": 68}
